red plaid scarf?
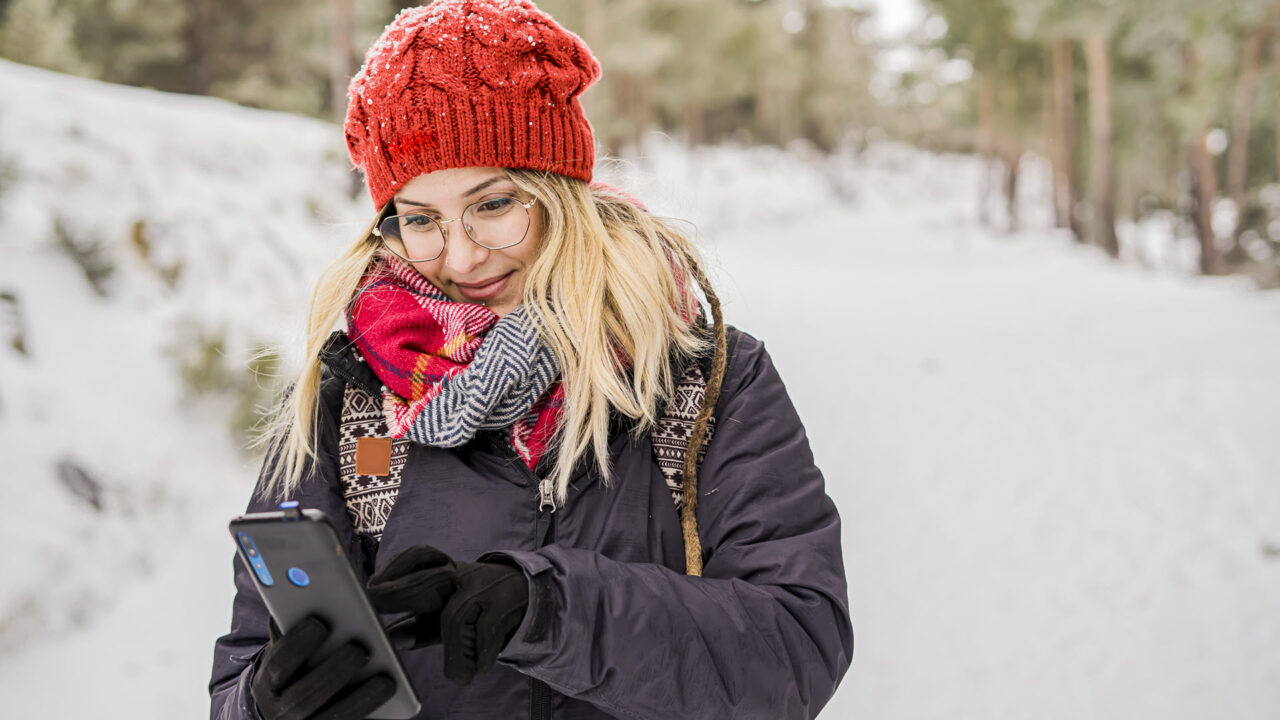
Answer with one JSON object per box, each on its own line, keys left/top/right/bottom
{"left": 346, "top": 251, "right": 700, "bottom": 471}
{"left": 346, "top": 253, "right": 564, "bottom": 470}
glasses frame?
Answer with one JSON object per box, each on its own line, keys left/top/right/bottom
{"left": 372, "top": 195, "right": 538, "bottom": 263}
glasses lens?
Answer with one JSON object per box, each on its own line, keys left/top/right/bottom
{"left": 463, "top": 196, "right": 530, "bottom": 250}
{"left": 380, "top": 214, "right": 443, "bottom": 262}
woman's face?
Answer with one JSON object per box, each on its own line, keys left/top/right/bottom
{"left": 389, "top": 166, "right": 542, "bottom": 317}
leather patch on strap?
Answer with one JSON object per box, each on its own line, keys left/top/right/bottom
{"left": 355, "top": 436, "right": 393, "bottom": 476}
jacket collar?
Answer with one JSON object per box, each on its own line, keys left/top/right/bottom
{"left": 318, "top": 330, "right": 383, "bottom": 397}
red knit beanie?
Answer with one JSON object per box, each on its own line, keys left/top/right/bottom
{"left": 344, "top": 0, "right": 602, "bottom": 210}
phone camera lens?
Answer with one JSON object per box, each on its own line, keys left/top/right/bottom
{"left": 287, "top": 567, "right": 310, "bottom": 587}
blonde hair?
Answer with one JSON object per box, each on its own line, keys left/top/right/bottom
{"left": 251, "top": 169, "right": 726, "bottom": 574}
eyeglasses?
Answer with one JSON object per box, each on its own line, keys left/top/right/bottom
{"left": 372, "top": 194, "right": 537, "bottom": 263}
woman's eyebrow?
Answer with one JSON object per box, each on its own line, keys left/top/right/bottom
{"left": 393, "top": 175, "right": 509, "bottom": 209}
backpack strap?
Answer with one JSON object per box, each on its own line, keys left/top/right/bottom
{"left": 651, "top": 324, "right": 740, "bottom": 511}
{"left": 336, "top": 382, "right": 409, "bottom": 540}
{"left": 320, "top": 332, "right": 409, "bottom": 547}
{"left": 650, "top": 359, "right": 713, "bottom": 510}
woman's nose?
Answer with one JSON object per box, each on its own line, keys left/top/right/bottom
{"left": 441, "top": 223, "right": 489, "bottom": 273}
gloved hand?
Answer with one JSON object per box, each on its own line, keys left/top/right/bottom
{"left": 249, "top": 615, "right": 395, "bottom": 720}
{"left": 368, "top": 545, "right": 529, "bottom": 686}
{"left": 366, "top": 545, "right": 459, "bottom": 649}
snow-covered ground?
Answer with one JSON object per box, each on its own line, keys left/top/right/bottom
{"left": 1, "top": 59, "right": 1278, "bottom": 719}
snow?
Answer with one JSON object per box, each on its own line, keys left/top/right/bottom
{"left": 1, "top": 59, "right": 1278, "bottom": 719}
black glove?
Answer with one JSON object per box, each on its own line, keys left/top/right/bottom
{"left": 367, "top": 545, "right": 529, "bottom": 686}
{"left": 440, "top": 559, "right": 530, "bottom": 686}
{"left": 366, "top": 545, "right": 460, "bottom": 650}
{"left": 250, "top": 615, "right": 396, "bottom": 720}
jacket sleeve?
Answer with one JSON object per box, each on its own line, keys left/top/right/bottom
{"left": 480, "top": 330, "right": 854, "bottom": 720}
{"left": 208, "top": 374, "right": 358, "bottom": 720}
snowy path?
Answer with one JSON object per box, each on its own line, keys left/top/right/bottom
{"left": 668, "top": 146, "right": 1280, "bottom": 719}
{"left": 0, "top": 60, "right": 1276, "bottom": 717}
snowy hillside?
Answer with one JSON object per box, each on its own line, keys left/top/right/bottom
{"left": 2, "top": 59, "right": 1279, "bottom": 719}
{"left": 0, "top": 58, "right": 370, "bottom": 710}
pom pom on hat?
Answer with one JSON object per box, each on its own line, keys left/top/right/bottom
{"left": 344, "top": 0, "right": 602, "bottom": 209}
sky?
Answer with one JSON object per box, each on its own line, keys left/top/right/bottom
{"left": 855, "top": 0, "right": 926, "bottom": 39}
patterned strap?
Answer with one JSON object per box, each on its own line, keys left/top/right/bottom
{"left": 334, "top": 347, "right": 715, "bottom": 540}
{"left": 651, "top": 360, "right": 715, "bottom": 511}
{"left": 337, "top": 382, "right": 409, "bottom": 539}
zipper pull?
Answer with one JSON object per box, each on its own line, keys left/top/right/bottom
{"left": 537, "top": 477, "right": 557, "bottom": 514}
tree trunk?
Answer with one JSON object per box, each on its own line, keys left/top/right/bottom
{"left": 580, "top": 0, "right": 605, "bottom": 125}
{"left": 753, "top": 62, "right": 773, "bottom": 144}
{"left": 605, "top": 73, "right": 631, "bottom": 156}
{"left": 797, "top": 0, "right": 826, "bottom": 149}
{"left": 976, "top": 69, "right": 996, "bottom": 227}
{"left": 1000, "top": 143, "right": 1021, "bottom": 233}
{"left": 183, "top": 0, "right": 211, "bottom": 95}
{"left": 997, "top": 75, "right": 1020, "bottom": 233}
{"left": 633, "top": 75, "right": 652, "bottom": 150}
{"left": 1042, "top": 45, "right": 1059, "bottom": 224}
{"left": 1276, "top": 34, "right": 1280, "bottom": 184}
{"left": 1052, "top": 36, "right": 1082, "bottom": 241}
{"left": 684, "top": 89, "right": 705, "bottom": 148}
{"left": 330, "top": 0, "right": 354, "bottom": 120}
{"left": 1083, "top": 33, "right": 1118, "bottom": 258}
{"left": 1190, "top": 126, "right": 1225, "bottom": 275}
{"left": 777, "top": 85, "right": 799, "bottom": 144}
{"left": 1226, "top": 10, "right": 1276, "bottom": 241}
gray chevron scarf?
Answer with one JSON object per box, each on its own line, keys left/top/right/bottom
{"left": 346, "top": 252, "right": 564, "bottom": 470}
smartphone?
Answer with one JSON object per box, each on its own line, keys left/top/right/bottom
{"left": 229, "top": 503, "right": 422, "bottom": 719}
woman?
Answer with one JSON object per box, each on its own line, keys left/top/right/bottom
{"left": 208, "top": 2, "right": 852, "bottom": 719}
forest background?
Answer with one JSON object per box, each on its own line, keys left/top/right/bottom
{"left": 6, "top": 0, "right": 1280, "bottom": 288}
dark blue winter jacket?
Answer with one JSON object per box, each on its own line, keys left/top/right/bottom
{"left": 208, "top": 325, "right": 853, "bottom": 719}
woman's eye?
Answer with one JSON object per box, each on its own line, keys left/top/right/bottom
{"left": 475, "top": 197, "right": 516, "bottom": 215}
{"left": 403, "top": 215, "right": 437, "bottom": 231}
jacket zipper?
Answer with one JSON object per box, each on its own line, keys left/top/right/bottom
{"left": 487, "top": 432, "right": 556, "bottom": 720}
{"left": 530, "top": 474, "right": 556, "bottom": 720}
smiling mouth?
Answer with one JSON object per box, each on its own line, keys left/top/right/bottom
{"left": 456, "top": 272, "right": 511, "bottom": 289}
{"left": 455, "top": 271, "right": 514, "bottom": 300}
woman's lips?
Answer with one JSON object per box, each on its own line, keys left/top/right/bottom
{"left": 456, "top": 271, "right": 513, "bottom": 301}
